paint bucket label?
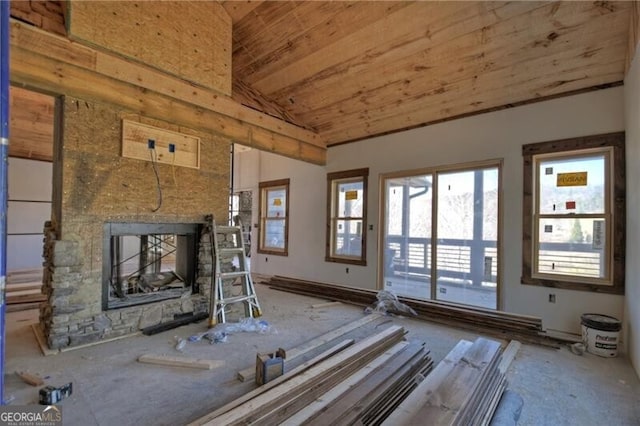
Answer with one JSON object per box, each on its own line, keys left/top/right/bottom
{"left": 582, "top": 316, "right": 620, "bottom": 357}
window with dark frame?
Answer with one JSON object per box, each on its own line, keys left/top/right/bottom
{"left": 522, "top": 132, "right": 625, "bottom": 294}
{"left": 258, "top": 178, "right": 290, "bottom": 256}
{"left": 326, "top": 168, "right": 369, "bottom": 265}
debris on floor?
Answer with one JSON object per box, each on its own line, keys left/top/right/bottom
{"left": 364, "top": 289, "right": 418, "bottom": 317}
{"left": 39, "top": 382, "right": 73, "bottom": 405}
{"left": 15, "top": 371, "right": 44, "bottom": 386}
{"left": 137, "top": 354, "right": 224, "bottom": 370}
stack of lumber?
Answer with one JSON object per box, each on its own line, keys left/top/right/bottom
{"left": 6, "top": 269, "right": 45, "bottom": 311}
{"left": 189, "top": 325, "right": 434, "bottom": 426}
{"left": 264, "top": 276, "right": 557, "bottom": 347}
{"left": 384, "top": 338, "right": 520, "bottom": 426}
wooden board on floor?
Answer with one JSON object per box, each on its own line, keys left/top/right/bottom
{"left": 16, "top": 371, "right": 44, "bottom": 386}
{"left": 137, "top": 354, "right": 225, "bottom": 370}
{"left": 190, "top": 339, "right": 355, "bottom": 425}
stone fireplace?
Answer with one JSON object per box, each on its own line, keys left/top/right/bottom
{"left": 40, "top": 97, "right": 230, "bottom": 349}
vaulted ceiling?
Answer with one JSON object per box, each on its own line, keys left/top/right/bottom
{"left": 222, "top": 1, "right": 633, "bottom": 146}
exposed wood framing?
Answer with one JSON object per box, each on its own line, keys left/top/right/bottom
{"left": 9, "top": 19, "right": 326, "bottom": 165}
{"left": 9, "top": 86, "right": 54, "bottom": 161}
{"left": 627, "top": 1, "right": 640, "bottom": 73}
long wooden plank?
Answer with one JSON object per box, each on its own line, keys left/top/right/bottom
{"left": 331, "top": 347, "right": 432, "bottom": 425}
{"left": 209, "top": 326, "right": 404, "bottom": 425}
{"left": 188, "top": 339, "right": 355, "bottom": 426}
{"left": 249, "top": 327, "right": 406, "bottom": 426}
{"left": 280, "top": 341, "right": 411, "bottom": 426}
{"left": 382, "top": 340, "right": 473, "bottom": 425}
{"left": 137, "top": 354, "right": 224, "bottom": 370}
{"left": 267, "top": 277, "right": 544, "bottom": 332}
{"left": 236, "top": 313, "right": 382, "bottom": 382}
{"left": 408, "top": 338, "right": 502, "bottom": 425}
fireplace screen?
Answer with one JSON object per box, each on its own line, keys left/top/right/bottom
{"left": 103, "top": 223, "right": 200, "bottom": 310}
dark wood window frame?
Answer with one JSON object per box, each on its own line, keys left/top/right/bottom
{"left": 326, "top": 168, "right": 369, "bottom": 266}
{"left": 258, "top": 178, "right": 290, "bottom": 256}
{"left": 522, "top": 132, "right": 625, "bottom": 294}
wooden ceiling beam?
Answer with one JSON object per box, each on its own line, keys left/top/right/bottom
{"left": 9, "top": 19, "right": 325, "bottom": 164}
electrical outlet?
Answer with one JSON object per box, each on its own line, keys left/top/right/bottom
{"left": 168, "top": 143, "right": 176, "bottom": 153}
{"left": 548, "top": 294, "right": 556, "bottom": 303}
{"left": 148, "top": 139, "right": 155, "bottom": 149}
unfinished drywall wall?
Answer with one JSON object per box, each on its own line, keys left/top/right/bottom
{"left": 41, "top": 96, "right": 230, "bottom": 349}
{"left": 624, "top": 41, "right": 640, "bottom": 377}
{"left": 7, "top": 157, "right": 52, "bottom": 270}
{"left": 244, "top": 86, "right": 625, "bottom": 336}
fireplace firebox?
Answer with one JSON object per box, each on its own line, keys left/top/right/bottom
{"left": 103, "top": 222, "right": 201, "bottom": 310}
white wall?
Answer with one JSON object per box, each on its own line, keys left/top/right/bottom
{"left": 240, "top": 87, "right": 626, "bottom": 336}
{"left": 624, "top": 42, "right": 640, "bottom": 377}
{"left": 7, "top": 157, "right": 52, "bottom": 270}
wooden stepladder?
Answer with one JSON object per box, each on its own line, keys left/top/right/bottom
{"left": 208, "top": 215, "right": 262, "bottom": 327}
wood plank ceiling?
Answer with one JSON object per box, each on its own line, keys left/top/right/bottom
{"left": 222, "top": 1, "right": 633, "bottom": 146}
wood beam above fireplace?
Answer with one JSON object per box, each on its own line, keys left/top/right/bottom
{"left": 9, "top": 19, "right": 326, "bottom": 165}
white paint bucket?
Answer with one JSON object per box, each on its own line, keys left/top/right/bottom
{"left": 581, "top": 313, "right": 621, "bottom": 357}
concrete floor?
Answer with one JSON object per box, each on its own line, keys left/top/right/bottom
{"left": 5, "top": 284, "right": 640, "bottom": 425}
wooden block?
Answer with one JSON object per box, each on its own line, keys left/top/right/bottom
{"left": 310, "top": 301, "right": 342, "bottom": 309}
{"left": 137, "top": 354, "right": 224, "bottom": 370}
{"left": 16, "top": 371, "right": 44, "bottom": 386}
{"left": 121, "top": 120, "right": 200, "bottom": 169}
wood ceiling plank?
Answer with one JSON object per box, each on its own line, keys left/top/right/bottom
{"left": 322, "top": 45, "right": 626, "bottom": 144}
{"left": 236, "top": 2, "right": 411, "bottom": 85}
{"left": 233, "top": 1, "right": 350, "bottom": 77}
{"left": 293, "top": 1, "right": 627, "bottom": 120}
{"left": 264, "top": 1, "right": 544, "bottom": 112}
{"left": 298, "top": 2, "right": 629, "bottom": 129}
{"left": 252, "top": 1, "right": 510, "bottom": 97}
{"left": 10, "top": 25, "right": 325, "bottom": 165}
{"left": 232, "top": 1, "right": 299, "bottom": 55}
{"left": 221, "top": 1, "right": 264, "bottom": 23}
{"left": 10, "top": 20, "right": 324, "bottom": 149}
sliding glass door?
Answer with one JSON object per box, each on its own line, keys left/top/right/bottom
{"left": 381, "top": 162, "right": 500, "bottom": 309}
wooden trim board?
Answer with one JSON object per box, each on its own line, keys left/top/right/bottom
{"left": 122, "top": 119, "right": 200, "bottom": 169}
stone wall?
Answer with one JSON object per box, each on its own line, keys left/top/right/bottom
{"left": 40, "top": 96, "right": 230, "bottom": 349}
